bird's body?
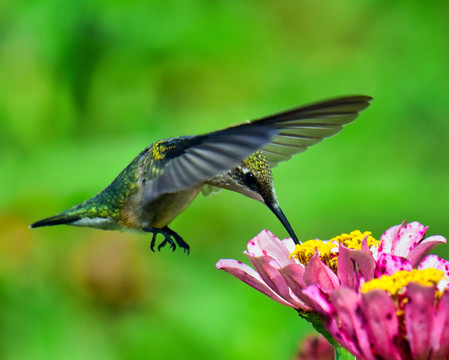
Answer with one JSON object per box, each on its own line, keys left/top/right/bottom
{"left": 31, "top": 95, "right": 372, "bottom": 253}
{"left": 35, "top": 138, "right": 203, "bottom": 231}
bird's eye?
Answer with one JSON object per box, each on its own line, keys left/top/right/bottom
{"left": 244, "top": 172, "right": 258, "bottom": 189}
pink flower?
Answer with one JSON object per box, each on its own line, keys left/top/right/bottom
{"left": 217, "top": 222, "right": 445, "bottom": 308}
{"left": 217, "top": 222, "right": 448, "bottom": 360}
{"left": 306, "top": 258, "right": 449, "bottom": 360}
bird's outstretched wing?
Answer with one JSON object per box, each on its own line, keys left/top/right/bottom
{"left": 256, "top": 95, "right": 372, "bottom": 167}
{"left": 143, "top": 125, "right": 277, "bottom": 202}
{"left": 143, "top": 95, "right": 372, "bottom": 203}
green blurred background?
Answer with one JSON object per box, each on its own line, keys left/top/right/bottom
{"left": 1, "top": 1, "right": 448, "bottom": 359}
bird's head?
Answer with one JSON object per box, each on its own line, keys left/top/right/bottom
{"left": 231, "top": 151, "right": 275, "bottom": 204}
{"left": 222, "top": 151, "right": 300, "bottom": 244}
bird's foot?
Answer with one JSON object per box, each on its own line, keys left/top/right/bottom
{"left": 144, "top": 226, "right": 190, "bottom": 254}
{"left": 163, "top": 227, "right": 190, "bottom": 254}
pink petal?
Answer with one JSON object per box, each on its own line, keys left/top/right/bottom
{"left": 323, "top": 317, "right": 357, "bottom": 357}
{"left": 245, "top": 230, "right": 292, "bottom": 266}
{"left": 418, "top": 255, "right": 449, "bottom": 277}
{"left": 301, "top": 285, "right": 333, "bottom": 314}
{"left": 362, "top": 235, "right": 380, "bottom": 263}
{"left": 418, "top": 255, "right": 449, "bottom": 292}
{"left": 379, "top": 223, "right": 403, "bottom": 253}
{"left": 361, "top": 235, "right": 371, "bottom": 255}
{"left": 279, "top": 264, "right": 313, "bottom": 311}
{"left": 361, "top": 290, "right": 402, "bottom": 360}
{"left": 216, "top": 259, "right": 295, "bottom": 307}
{"left": 431, "top": 291, "right": 449, "bottom": 359}
{"left": 247, "top": 255, "right": 304, "bottom": 308}
{"left": 303, "top": 253, "right": 340, "bottom": 292}
{"left": 392, "top": 222, "right": 428, "bottom": 258}
{"left": 279, "top": 263, "right": 306, "bottom": 294}
{"left": 408, "top": 235, "right": 447, "bottom": 268}
{"left": 405, "top": 282, "right": 435, "bottom": 360}
{"left": 329, "top": 288, "right": 373, "bottom": 360}
{"left": 281, "top": 238, "right": 297, "bottom": 253}
{"left": 379, "top": 222, "right": 446, "bottom": 268}
{"left": 337, "top": 243, "right": 375, "bottom": 288}
{"left": 374, "top": 253, "right": 412, "bottom": 277}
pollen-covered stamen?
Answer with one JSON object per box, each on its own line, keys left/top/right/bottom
{"left": 289, "top": 239, "right": 337, "bottom": 265}
{"left": 361, "top": 268, "right": 446, "bottom": 295}
{"left": 331, "top": 230, "right": 380, "bottom": 250}
{"left": 289, "top": 230, "right": 380, "bottom": 269}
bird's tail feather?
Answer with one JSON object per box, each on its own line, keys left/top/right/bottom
{"left": 29, "top": 213, "right": 81, "bottom": 228}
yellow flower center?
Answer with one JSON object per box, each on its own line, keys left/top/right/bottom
{"left": 331, "top": 230, "right": 379, "bottom": 250}
{"left": 361, "top": 269, "right": 445, "bottom": 295}
{"left": 289, "top": 239, "right": 337, "bottom": 265}
{"left": 290, "top": 230, "right": 380, "bottom": 270}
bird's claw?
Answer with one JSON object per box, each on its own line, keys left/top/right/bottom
{"left": 150, "top": 232, "right": 158, "bottom": 252}
{"left": 157, "top": 237, "right": 176, "bottom": 252}
{"left": 166, "top": 228, "right": 190, "bottom": 254}
{"left": 144, "top": 226, "right": 189, "bottom": 254}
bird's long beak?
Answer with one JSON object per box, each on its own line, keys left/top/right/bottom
{"left": 265, "top": 201, "right": 300, "bottom": 245}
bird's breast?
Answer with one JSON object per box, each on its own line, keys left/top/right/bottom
{"left": 147, "top": 186, "right": 202, "bottom": 228}
{"left": 119, "top": 186, "right": 202, "bottom": 230}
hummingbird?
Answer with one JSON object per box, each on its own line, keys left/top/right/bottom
{"left": 30, "top": 95, "right": 372, "bottom": 253}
